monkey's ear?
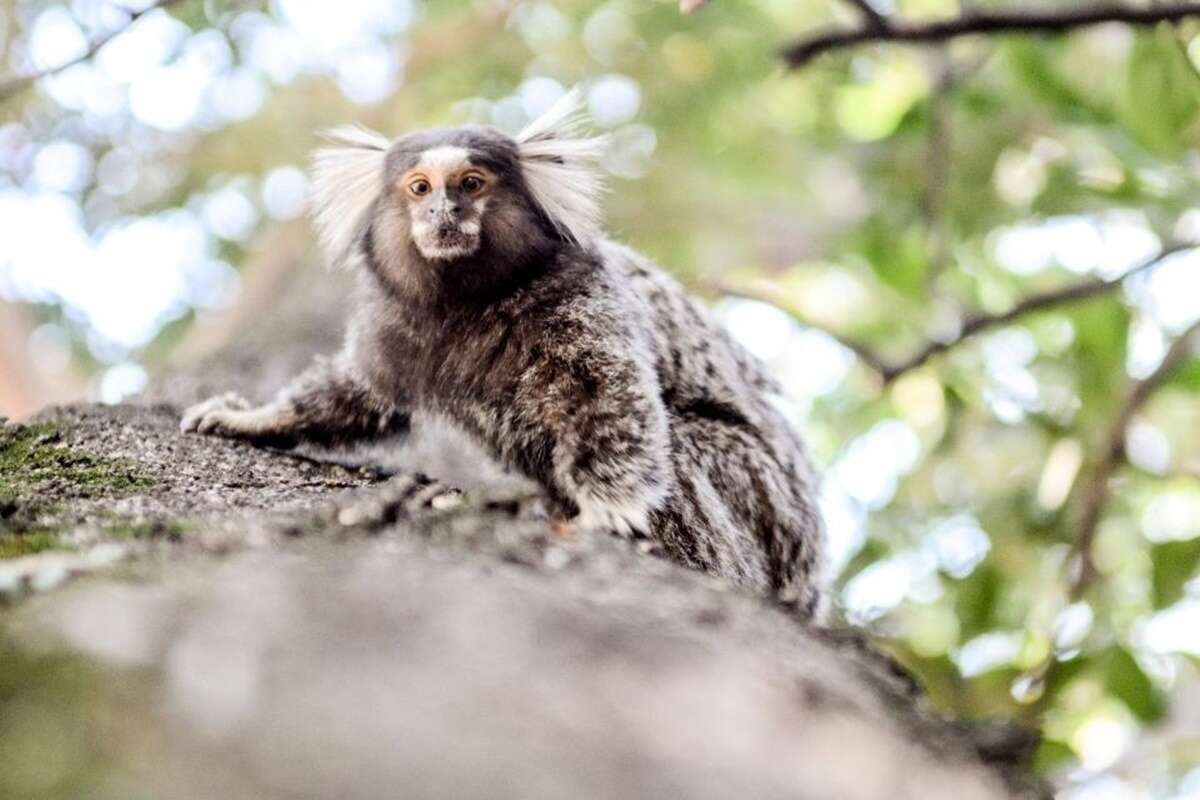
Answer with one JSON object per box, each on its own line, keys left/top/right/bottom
{"left": 310, "top": 125, "right": 390, "bottom": 269}
{"left": 516, "top": 86, "right": 607, "bottom": 246}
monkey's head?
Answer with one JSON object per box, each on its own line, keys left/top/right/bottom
{"left": 309, "top": 89, "right": 605, "bottom": 298}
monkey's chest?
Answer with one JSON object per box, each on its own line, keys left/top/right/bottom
{"left": 375, "top": 318, "right": 560, "bottom": 484}
{"left": 377, "top": 315, "right": 526, "bottom": 411}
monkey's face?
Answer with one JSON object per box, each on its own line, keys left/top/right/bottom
{"left": 357, "top": 128, "right": 565, "bottom": 298}
{"left": 395, "top": 145, "right": 491, "bottom": 261}
{"left": 377, "top": 129, "right": 549, "bottom": 271}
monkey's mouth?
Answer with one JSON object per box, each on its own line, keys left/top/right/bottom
{"left": 436, "top": 225, "right": 474, "bottom": 246}
{"left": 414, "top": 222, "right": 481, "bottom": 261}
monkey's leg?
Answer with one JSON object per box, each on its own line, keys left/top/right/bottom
{"left": 519, "top": 346, "right": 673, "bottom": 538}
{"left": 180, "top": 358, "right": 408, "bottom": 448}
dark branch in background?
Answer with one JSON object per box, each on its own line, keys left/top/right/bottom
{"left": 712, "top": 243, "right": 1194, "bottom": 384}
{"left": 784, "top": 2, "right": 1200, "bottom": 67}
{"left": 920, "top": 50, "right": 991, "bottom": 289}
{"left": 1017, "top": 318, "right": 1200, "bottom": 710}
{"left": 0, "top": 0, "right": 184, "bottom": 101}
{"left": 921, "top": 54, "right": 955, "bottom": 288}
{"left": 878, "top": 243, "right": 1193, "bottom": 380}
{"left": 1068, "top": 318, "right": 1200, "bottom": 599}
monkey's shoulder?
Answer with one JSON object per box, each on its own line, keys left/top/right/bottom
{"left": 589, "top": 239, "right": 782, "bottom": 396}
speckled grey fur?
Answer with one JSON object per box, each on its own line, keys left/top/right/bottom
{"left": 182, "top": 121, "right": 826, "bottom": 618}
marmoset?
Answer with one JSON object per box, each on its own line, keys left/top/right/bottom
{"left": 182, "top": 89, "right": 826, "bottom": 618}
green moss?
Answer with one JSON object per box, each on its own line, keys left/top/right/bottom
{"left": 0, "top": 422, "right": 155, "bottom": 510}
{"left": 0, "top": 530, "right": 68, "bottom": 560}
{"left": 101, "top": 518, "right": 192, "bottom": 542}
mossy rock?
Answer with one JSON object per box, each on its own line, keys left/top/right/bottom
{"left": 0, "top": 422, "right": 156, "bottom": 505}
{"left": 0, "top": 422, "right": 157, "bottom": 548}
{"left": 0, "top": 530, "right": 68, "bottom": 560}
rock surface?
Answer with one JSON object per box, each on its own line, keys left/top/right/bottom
{"left": 0, "top": 267, "right": 1043, "bottom": 799}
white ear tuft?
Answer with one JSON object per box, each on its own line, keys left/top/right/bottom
{"left": 310, "top": 124, "right": 390, "bottom": 268}
{"left": 516, "top": 87, "right": 607, "bottom": 246}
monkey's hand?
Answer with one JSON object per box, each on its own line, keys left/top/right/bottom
{"left": 180, "top": 392, "right": 299, "bottom": 445}
{"left": 180, "top": 357, "right": 409, "bottom": 449}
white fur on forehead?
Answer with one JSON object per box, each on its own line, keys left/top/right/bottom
{"left": 415, "top": 145, "right": 471, "bottom": 174}
{"left": 310, "top": 124, "right": 389, "bottom": 268}
{"left": 516, "top": 87, "right": 607, "bottom": 246}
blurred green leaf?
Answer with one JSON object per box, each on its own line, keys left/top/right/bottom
{"left": 954, "top": 562, "right": 1001, "bottom": 636}
{"left": 1164, "top": 359, "right": 1200, "bottom": 392}
{"left": 1003, "top": 40, "right": 1111, "bottom": 125}
{"left": 856, "top": 219, "right": 927, "bottom": 300}
{"left": 1034, "top": 738, "right": 1076, "bottom": 773}
{"left": 1105, "top": 647, "right": 1167, "bottom": 724}
{"left": 1151, "top": 538, "right": 1200, "bottom": 608}
{"left": 1067, "top": 297, "right": 1132, "bottom": 422}
{"left": 1118, "top": 30, "right": 1200, "bottom": 156}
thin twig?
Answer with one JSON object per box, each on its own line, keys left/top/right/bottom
{"left": 0, "top": 0, "right": 185, "bottom": 101}
{"left": 1014, "top": 318, "right": 1200, "bottom": 713}
{"left": 922, "top": 53, "right": 955, "bottom": 288}
{"left": 784, "top": 2, "right": 1200, "bottom": 67}
{"left": 1068, "top": 318, "right": 1200, "bottom": 598}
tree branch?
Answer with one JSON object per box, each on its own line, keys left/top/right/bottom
{"left": 1016, "top": 317, "right": 1200, "bottom": 713}
{"left": 921, "top": 53, "right": 956, "bottom": 288}
{"left": 0, "top": 0, "right": 185, "bottom": 102}
{"left": 784, "top": 2, "right": 1200, "bottom": 68}
{"left": 880, "top": 244, "right": 1193, "bottom": 381}
{"left": 710, "top": 243, "right": 1194, "bottom": 383}
{"left": 1068, "top": 318, "right": 1200, "bottom": 598}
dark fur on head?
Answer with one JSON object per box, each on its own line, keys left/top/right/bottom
{"left": 366, "top": 127, "right": 562, "bottom": 305}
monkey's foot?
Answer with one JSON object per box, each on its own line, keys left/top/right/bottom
{"left": 335, "top": 474, "right": 463, "bottom": 528}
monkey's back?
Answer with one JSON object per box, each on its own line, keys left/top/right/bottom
{"left": 597, "top": 241, "right": 826, "bottom": 617}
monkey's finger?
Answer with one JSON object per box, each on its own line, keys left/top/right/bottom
{"left": 180, "top": 392, "right": 250, "bottom": 432}
{"left": 195, "top": 409, "right": 252, "bottom": 438}
{"left": 180, "top": 407, "right": 209, "bottom": 432}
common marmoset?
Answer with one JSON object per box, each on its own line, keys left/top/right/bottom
{"left": 181, "top": 90, "right": 826, "bottom": 618}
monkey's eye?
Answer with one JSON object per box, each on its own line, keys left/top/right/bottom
{"left": 460, "top": 175, "right": 485, "bottom": 194}
{"left": 409, "top": 179, "right": 431, "bottom": 196}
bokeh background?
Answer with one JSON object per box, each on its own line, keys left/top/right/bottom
{"left": 2, "top": 0, "right": 1200, "bottom": 796}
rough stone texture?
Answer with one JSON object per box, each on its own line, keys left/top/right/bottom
{"left": 0, "top": 266, "right": 1044, "bottom": 800}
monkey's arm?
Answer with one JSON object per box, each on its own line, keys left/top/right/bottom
{"left": 521, "top": 330, "right": 672, "bottom": 536}
{"left": 180, "top": 356, "right": 409, "bottom": 448}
